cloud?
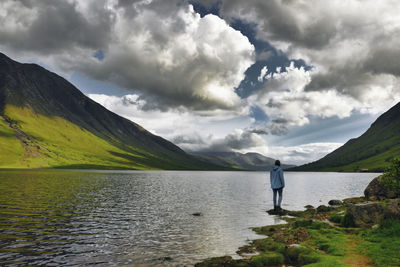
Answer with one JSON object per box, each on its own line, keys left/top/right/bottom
{"left": 249, "top": 62, "right": 361, "bottom": 133}
{"left": 174, "top": 129, "right": 269, "bottom": 155}
{"left": 0, "top": 0, "right": 255, "bottom": 111}
{"left": 219, "top": 0, "right": 400, "bottom": 115}
{"left": 0, "top": 0, "right": 113, "bottom": 53}
{"left": 267, "top": 142, "right": 343, "bottom": 165}
{"left": 88, "top": 92, "right": 255, "bottom": 139}
{"left": 257, "top": 66, "right": 268, "bottom": 82}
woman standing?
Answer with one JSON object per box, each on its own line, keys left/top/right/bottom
{"left": 270, "top": 160, "right": 285, "bottom": 211}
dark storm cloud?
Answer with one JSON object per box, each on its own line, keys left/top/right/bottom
{"left": 0, "top": 0, "right": 114, "bottom": 54}
{"left": 219, "top": 0, "right": 337, "bottom": 49}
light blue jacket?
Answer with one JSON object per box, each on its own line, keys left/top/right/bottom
{"left": 270, "top": 166, "right": 285, "bottom": 189}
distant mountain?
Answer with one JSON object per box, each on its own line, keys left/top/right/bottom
{"left": 0, "top": 52, "right": 228, "bottom": 170}
{"left": 193, "top": 151, "right": 295, "bottom": 171}
{"left": 292, "top": 102, "right": 400, "bottom": 172}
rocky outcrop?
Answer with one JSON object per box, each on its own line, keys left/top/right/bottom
{"left": 347, "top": 202, "right": 384, "bottom": 227}
{"left": 347, "top": 198, "right": 400, "bottom": 227}
{"left": 364, "top": 176, "right": 397, "bottom": 201}
{"left": 384, "top": 198, "right": 400, "bottom": 220}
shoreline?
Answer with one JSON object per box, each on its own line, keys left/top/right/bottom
{"left": 195, "top": 177, "right": 400, "bottom": 266}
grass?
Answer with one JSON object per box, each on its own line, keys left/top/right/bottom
{"left": 0, "top": 117, "right": 25, "bottom": 167}
{"left": 0, "top": 105, "right": 188, "bottom": 169}
{"left": 360, "top": 220, "right": 400, "bottom": 266}
{"left": 195, "top": 202, "right": 400, "bottom": 266}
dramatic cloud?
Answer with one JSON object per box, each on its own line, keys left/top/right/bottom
{"left": 2, "top": 0, "right": 399, "bottom": 164}
{"left": 0, "top": 0, "right": 255, "bottom": 111}
{"left": 220, "top": 0, "right": 400, "bottom": 118}
{"left": 0, "top": 0, "right": 114, "bottom": 54}
{"left": 249, "top": 63, "right": 360, "bottom": 134}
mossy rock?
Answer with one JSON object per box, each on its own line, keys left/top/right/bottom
{"left": 285, "top": 245, "right": 313, "bottom": 264}
{"left": 195, "top": 256, "right": 233, "bottom": 267}
{"left": 250, "top": 252, "right": 284, "bottom": 266}
{"left": 341, "top": 212, "right": 356, "bottom": 227}
{"left": 252, "top": 238, "right": 285, "bottom": 253}
{"left": 329, "top": 213, "right": 344, "bottom": 223}
{"left": 299, "top": 253, "right": 320, "bottom": 265}
{"left": 317, "top": 205, "right": 333, "bottom": 213}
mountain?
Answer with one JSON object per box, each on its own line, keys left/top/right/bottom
{"left": 0, "top": 52, "right": 228, "bottom": 170}
{"left": 192, "top": 151, "right": 295, "bottom": 171}
{"left": 292, "top": 102, "right": 400, "bottom": 172}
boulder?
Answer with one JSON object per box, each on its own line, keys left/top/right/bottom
{"left": 328, "top": 199, "right": 343, "bottom": 206}
{"left": 347, "top": 202, "right": 384, "bottom": 227}
{"left": 384, "top": 198, "right": 400, "bottom": 220}
{"left": 364, "top": 175, "right": 397, "bottom": 201}
{"left": 316, "top": 205, "right": 332, "bottom": 213}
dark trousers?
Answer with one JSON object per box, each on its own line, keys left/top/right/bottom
{"left": 273, "top": 187, "right": 283, "bottom": 208}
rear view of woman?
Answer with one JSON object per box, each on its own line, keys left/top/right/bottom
{"left": 270, "top": 160, "right": 285, "bottom": 211}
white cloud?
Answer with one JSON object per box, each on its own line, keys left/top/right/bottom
{"left": 88, "top": 92, "right": 254, "bottom": 142}
{"left": 176, "top": 129, "right": 269, "bottom": 155}
{"left": 220, "top": 0, "right": 400, "bottom": 117}
{"left": 257, "top": 66, "right": 268, "bottom": 82}
{"left": 0, "top": 0, "right": 255, "bottom": 111}
{"left": 267, "top": 142, "right": 343, "bottom": 166}
{"left": 249, "top": 63, "right": 362, "bottom": 133}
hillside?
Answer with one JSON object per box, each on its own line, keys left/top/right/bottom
{"left": 193, "top": 151, "right": 295, "bottom": 171}
{"left": 0, "top": 53, "right": 227, "bottom": 170}
{"left": 292, "top": 102, "right": 400, "bottom": 172}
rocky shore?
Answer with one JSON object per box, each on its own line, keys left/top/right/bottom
{"left": 195, "top": 175, "right": 400, "bottom": 266}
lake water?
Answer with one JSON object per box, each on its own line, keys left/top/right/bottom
{"left": 0, "top": 170, "right": 378, "bottom": 266}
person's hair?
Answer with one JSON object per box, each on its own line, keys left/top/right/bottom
{"left": 275, "top": 160, "right": 281, "bottom": 166}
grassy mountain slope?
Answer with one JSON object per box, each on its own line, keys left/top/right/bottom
{"left": 193, "top": 151, "right": 295, "bottom": 171}
{"left": 292, "top": 102, "right": 400, "bottom": 172}
{"left": 0, "top": 53, "right": 227, "bottom": 170}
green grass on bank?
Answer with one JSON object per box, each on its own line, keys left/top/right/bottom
{"left": 0, "top": 117, "right": 25, "bottom": 167}
{"left": 360, "top": 220, "right": 400, "bottom": 266}
{"left": 196, "top": 210, "right": 400, "bottom": 267}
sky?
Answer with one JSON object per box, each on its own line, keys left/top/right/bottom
{"left": 1, "top": 0, "right": 399, "bottom": 165}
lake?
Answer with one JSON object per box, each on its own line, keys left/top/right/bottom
{"left": 0, "top": 170, "right": 378, "bottom": 266}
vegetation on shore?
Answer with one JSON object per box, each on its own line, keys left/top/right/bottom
{"left": 196, "top": 159, "right": 400, "bottom": 266}
{"left": 196, "top": 205, "right": 400, "bottom": 267}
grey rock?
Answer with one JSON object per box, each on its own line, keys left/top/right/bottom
{"left": 328, "top": 199, "right": 343, "bottom": 206}
{"left": 316, "top": 205, "right": 332, "bottom": 212}
{"left": 364, "top": 175, "right": 397, "bottom": 201}
{"left": 347, "top": 202, "right": 384, "bottom": 227}
{"left": 383, "top": 198, "right": 400, "bottom": 220}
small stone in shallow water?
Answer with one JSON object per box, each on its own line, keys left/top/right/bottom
{"left": 159, "top": 256, "right": 173, "bottom": 261}
{"left": 192, "top": 212, "right": 202, "bottom": 216}
{"left": 328, "top": 199, "right": 343, "bottom": 206}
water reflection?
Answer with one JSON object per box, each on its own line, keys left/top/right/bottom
{"left": 0, "top": 170, "right": 377, "bottom": 266}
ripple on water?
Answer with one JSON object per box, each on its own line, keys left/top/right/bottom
{"left": 0, "top": 170, "right": 377, "bottom": 266}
